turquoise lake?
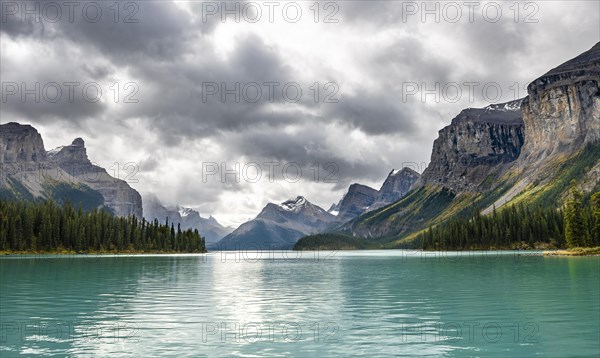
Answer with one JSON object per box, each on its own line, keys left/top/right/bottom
{"left": 1, "top": 251, "right": 599, "bottom": 357}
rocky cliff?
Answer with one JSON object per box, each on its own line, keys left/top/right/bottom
{"left": 339, "top": 42, "right": 600, "bottom": 246}
{"left": 47, "top": 138, "right": 142, "bottom": 217}
{"left": 418, "top": 100, "right": 525, "bottom": 192}
{"left": 371, "top": 168, "right": 420, "bottom": 209}
{"left": 0, "top": 123, "right": 47, "bottom": 164}
{"left": 519, "top": 42, "right": 600, "bottom": 164}
{"left": 0, "top": 122, "right": 143, "bottom": 217}
{"left": 336, "top": 184, "right": 379, "bottom": 222}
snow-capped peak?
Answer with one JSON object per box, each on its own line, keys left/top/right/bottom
{"left": 484, "top": 99, "right": 523, "bottom": 112}
{"left": 279, "top": 196, "right": 307, "bottom": 211}
{"left": 178, "top": 207, "right": 195, "bottom": 217}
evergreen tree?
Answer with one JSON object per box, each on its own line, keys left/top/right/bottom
{"left": 564, "top": 183, "right": 587, "bottom": 248}
{"left": 591, "top": 192, "right": 600, "bottom": 246}
{"left": 0, "top": 199, "right": 206, "bottom": 253}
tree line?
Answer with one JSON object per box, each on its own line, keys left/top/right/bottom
{"left": 420, "top": 186, "right": 600, "bottom": 250}
{"left": 0, "top": 199, "right": 206, "bottom": 253}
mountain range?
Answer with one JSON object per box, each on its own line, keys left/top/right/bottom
{"left": 296, "top": 41, "right": 600, "bottom": 249}
{"left": 143, "top": 195, "right": 233, "bottom": 244}
{"left": 213, "top": 196, "right": 337, "bottom": 250}
{"left": 2, "top": 42, "right": 599, "bottom": 251}
{"left": 0, "top": 126, "right": 142, "bottom": 217}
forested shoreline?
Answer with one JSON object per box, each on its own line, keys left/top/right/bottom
{"left": 0, "top": 199, "right": 206, "bottom": 254}
{"left": 420, "top": 187, "right": 600, "bottom": 250}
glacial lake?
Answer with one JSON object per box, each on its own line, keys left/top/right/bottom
{"left": 1, "top": 251, "right": 599, "bottom": 357}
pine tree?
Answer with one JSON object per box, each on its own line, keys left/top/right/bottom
{"left": 591, "top": 192, "right": 600, "bottom": 246}
{"left": 564, "top": 182, "right": 587, "bottom": 248}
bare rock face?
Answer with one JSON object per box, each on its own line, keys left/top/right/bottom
{"left": 1, "top": 123, "right": 59, "bottom": 198}
{"left": 371, "top": 168, "right": 420, "bottom": 209}
{"left": 0, "top": 122, "right": 142, "bottom": 218}
{"left": 0, "top": 122, "right": 47, "bottom": 164}
{"left": 336, "top": 184, "right": 379, "bottom": 221}
{"left": 520, "top": 42, "right": 600, "bottom": 164}
{"left": 48, "top": 139, "right": 143, "bottom": 218}
{"left": 419, "top": 100, "right": 525, "bottom": 192}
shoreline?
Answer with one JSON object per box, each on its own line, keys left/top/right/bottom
{"left": 543, "top": 247, "right": 600, "bottom": 256}
{"left": 1, "top": 249, "right": 207, "bottom": 256}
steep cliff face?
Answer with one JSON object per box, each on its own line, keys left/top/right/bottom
{"left": 0, "top": 122, "right": 143, "bottom": 217}
{"left": 48, "top": 138, "right": 142, "bottom": 218}
{"left": 1, "top": 123, "right": 64, "bottom": 199}
{"left": 419, "top": 100, "right": 525, "bottom": 192}
{"left": 0, "top": 123, "right": 47, "bottom": 164}
{"left": 336, "top": 184, "right": 379, "bottom": 222}
{"left": 371, "top": 168, "right": 420, "bottom": 209}
{"left": 519, "top": 42, "right": 600, "bottom": 164}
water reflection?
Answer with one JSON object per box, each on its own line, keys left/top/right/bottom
{"left": 1, "top": 251, "right": 598, "bottom": 357}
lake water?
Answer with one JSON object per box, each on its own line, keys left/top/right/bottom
{"left": 1, "top": 251, "right": 599, "bottom": 357}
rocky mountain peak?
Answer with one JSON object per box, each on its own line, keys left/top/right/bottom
{"left": 47, "top": 138, "right": 91, "bottom": 167}
{"left": 280, "top": 196, "right": 307, "bottom": 211}
{"left": 214, "top": 196, "right": 335, "bottom": 250}
{"left": 369, "top": 167, "right": 421, "bottom": 209}
{"left": 72, "top": 138, "right": 85, "bottom": 147}
{"left": 0, "top": 122, "right": 47, "bottom": 163}
{"left": 336, "top": 184, "right": 379, "bottom": 221}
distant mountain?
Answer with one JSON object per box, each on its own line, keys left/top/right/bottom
{"left": 327, "top": 199, "right": 342, "bottom": 216}
{"left": 329, "top": 167, "right": 421, "bottom": 223}
{"left": 213, "top": 196, "right": 335, "bottom": 250}
{"left": 0, "top": 123, "right": 142, "bottom": 217}
{"left": 371, "top": 168, "right": 421, "bottom": 210}
{"left": 336, "top": 184, "right": 379, "bottom": 222}
{"left": 143, "top": 195, "right": 233, "bottom": 244}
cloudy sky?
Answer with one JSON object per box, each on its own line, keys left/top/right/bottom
{"left": 1, "top": 0, "right": 599, "bottom": 226}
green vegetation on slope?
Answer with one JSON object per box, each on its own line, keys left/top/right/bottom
{"left": 44, "top": 182, "right": 105, "bottom": 212}
{"left": 0, "top": 199, "right": 206, "bottom": 254}
{"left": 0, "top": 176, "right": 35, "bottom": 202}
{"left": 349, "top": 186, "right": 456, "bottom": 238}
{"left": 420, "top": 187, "right": 600, "bottom": 251}
{"left": 510, "top": 143, "right": 600, "bottom": 208}
{"left": 0, "top": 177, "right": 105, "bottom": 212}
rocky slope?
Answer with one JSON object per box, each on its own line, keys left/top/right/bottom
{"left": 213, "top": 196, "right": 336, "bottom": 250}
{"left": 0, "top": 122, "right": 143, "bottom": 217}
{"left": 48, "top": 138, "right": 142, "bottom": 217}
{"left": 143, "top": 194, "right": 232, "bottom": 244}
